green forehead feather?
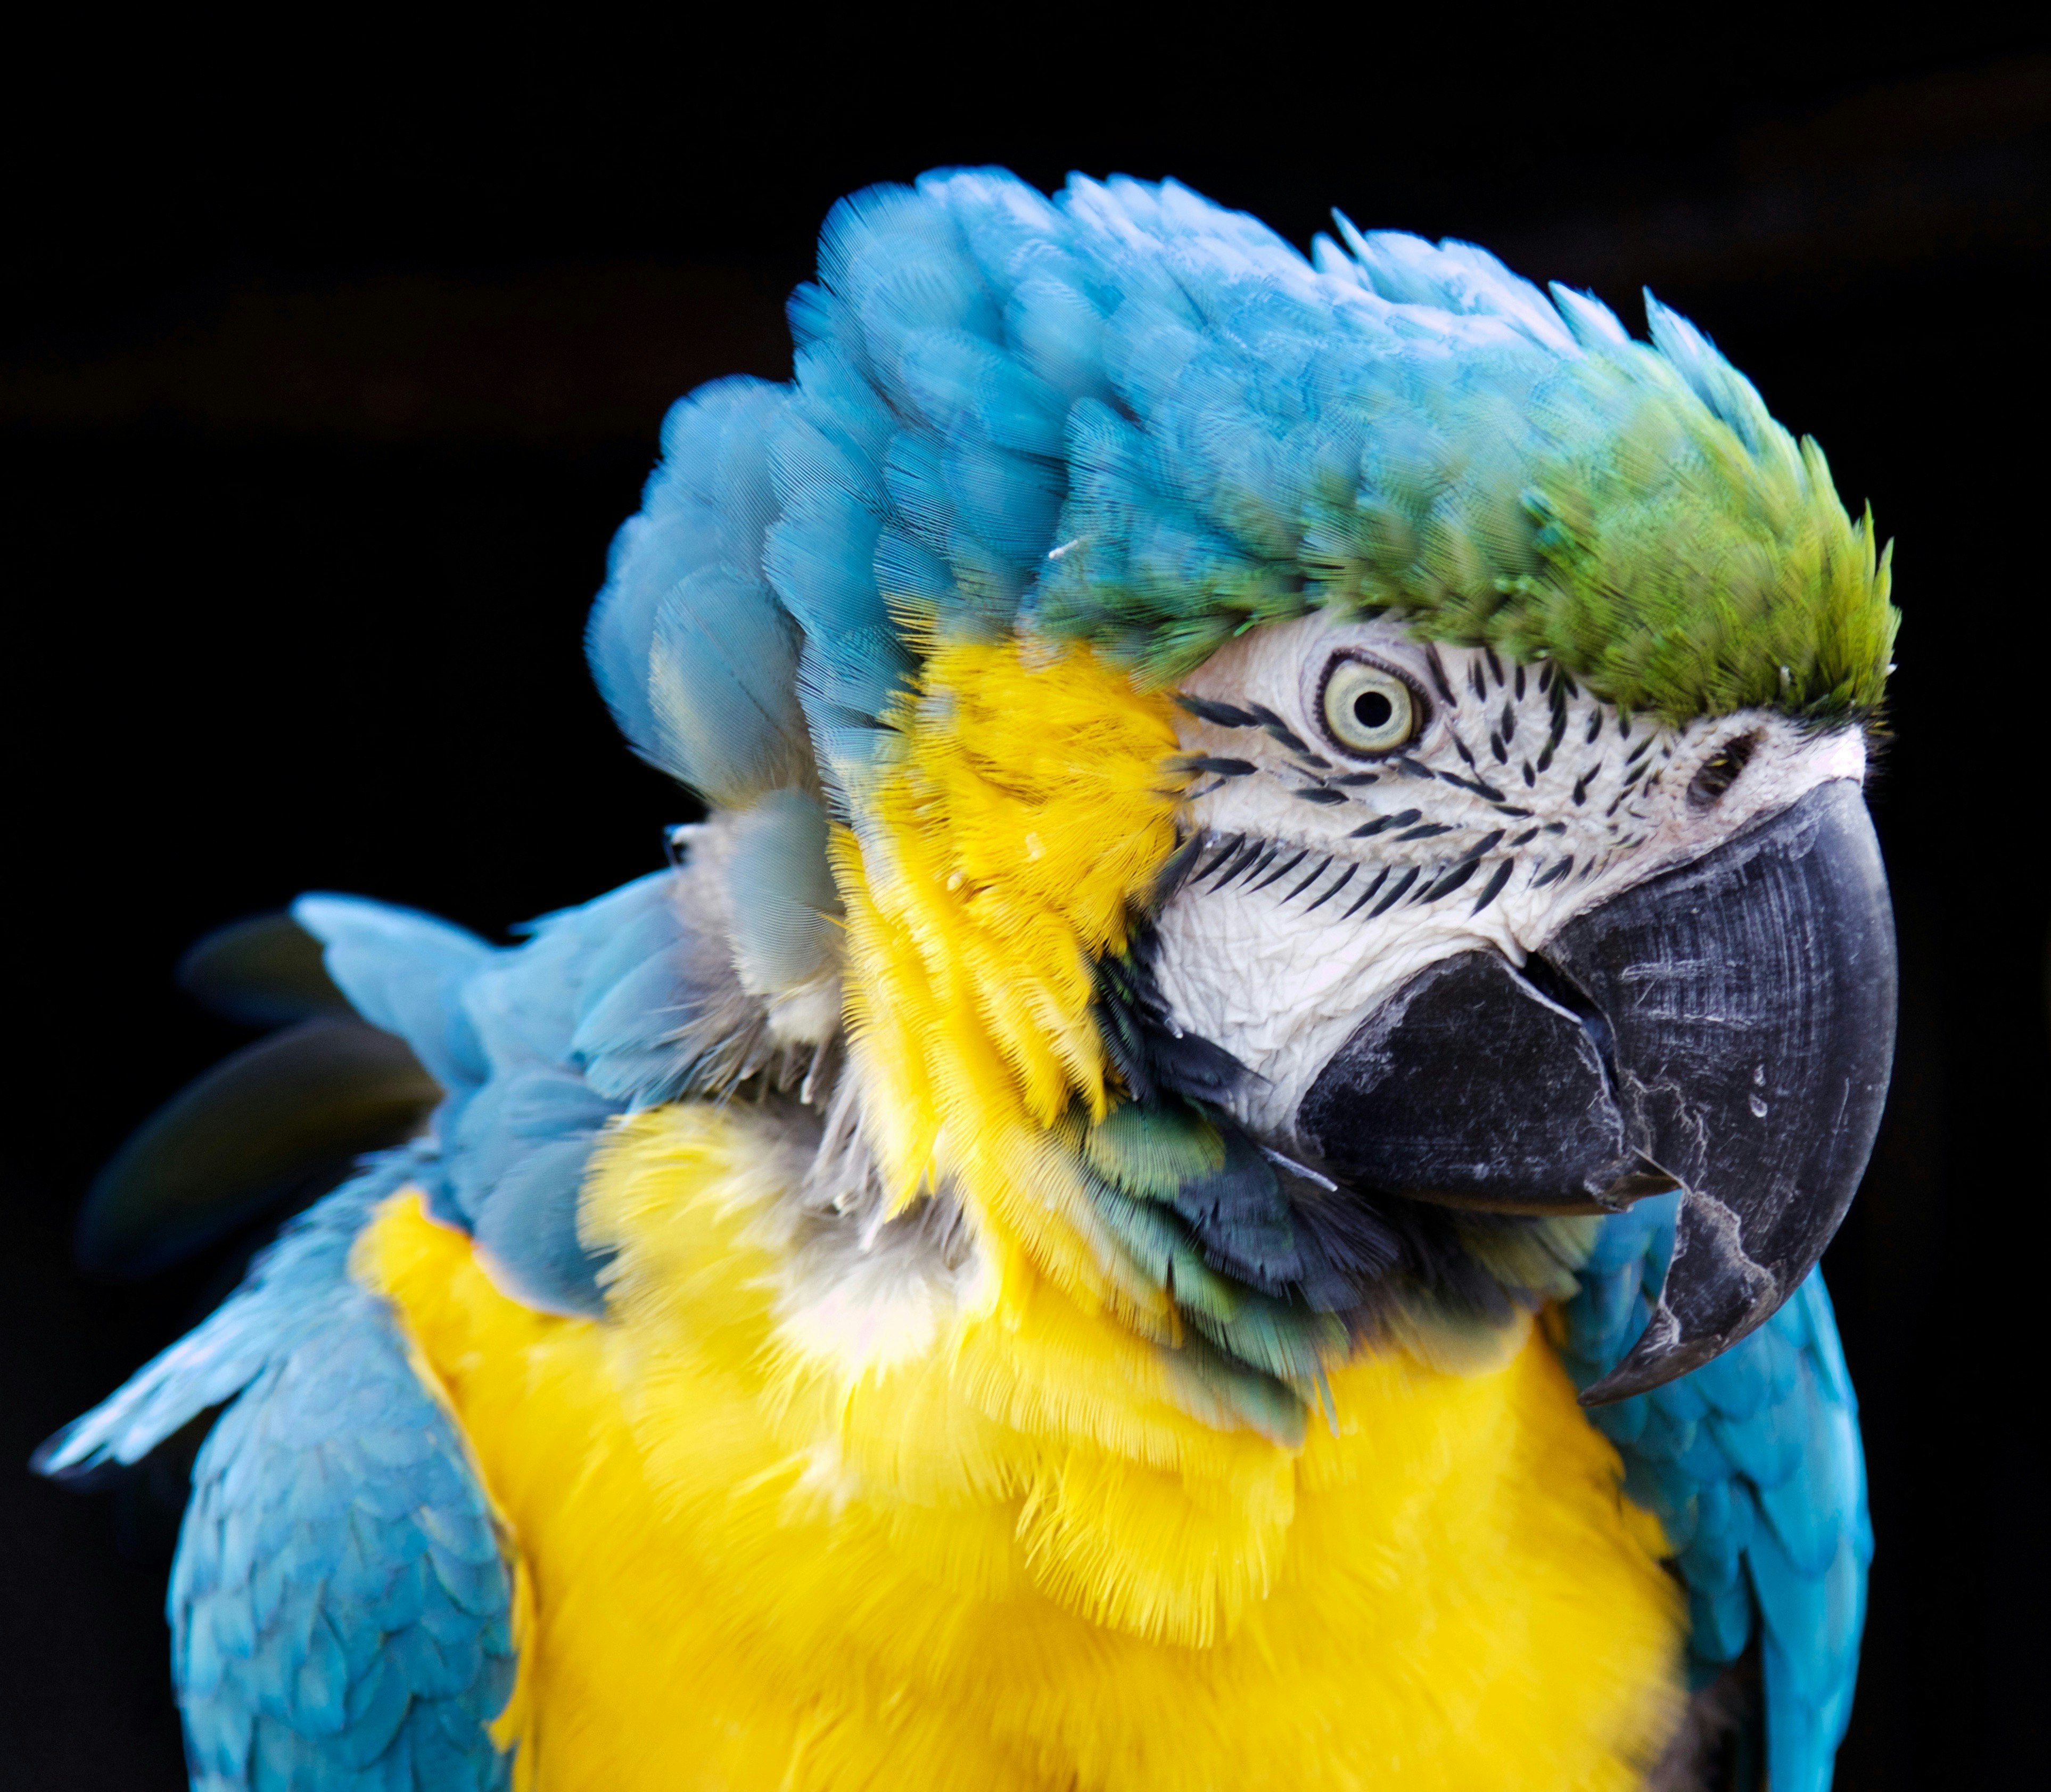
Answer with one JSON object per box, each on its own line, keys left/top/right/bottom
{"left": 1032, "top": 264, "right": 1895, "bottom": 727}
{"left": 590, "top": 170, "right": 1896, "bottom": 815}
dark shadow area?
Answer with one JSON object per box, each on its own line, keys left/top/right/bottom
{"left": 4, "top": 22, "right": 2045, "bottom": 1786}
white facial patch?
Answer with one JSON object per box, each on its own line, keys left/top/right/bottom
{"left": 1150, "top": 613, "right": 1869, "bottom": 1143}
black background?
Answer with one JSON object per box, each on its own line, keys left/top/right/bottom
{"left": 4, "top": 18, "right": 2047, "bottom": 1786}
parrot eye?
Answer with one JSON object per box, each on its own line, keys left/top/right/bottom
{"left": 1319, "top": 656, "right": 1421, "bottom": 757}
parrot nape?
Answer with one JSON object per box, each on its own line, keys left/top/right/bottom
{"left": 39, "top": 169, "right": 1897, "bottom": 1792}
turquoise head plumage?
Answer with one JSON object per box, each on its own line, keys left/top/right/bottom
{"left": 592, "top": 169, "right": 1893, "bottom": 826}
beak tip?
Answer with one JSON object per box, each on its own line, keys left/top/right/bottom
{"left": 1576, "top": 1303, "right": 1720, "bottom": 1406}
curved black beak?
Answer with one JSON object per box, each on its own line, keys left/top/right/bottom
{"left": 1297, "top": 779, "right": 1896, "bottom": 1401}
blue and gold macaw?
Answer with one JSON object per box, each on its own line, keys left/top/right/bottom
{"left": 41, "top": 169, "right": 1895, "bottom": 1791}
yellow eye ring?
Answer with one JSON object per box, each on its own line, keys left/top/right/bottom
{"left": 1320, "top": 657, "right": 1421, "bottom": 756}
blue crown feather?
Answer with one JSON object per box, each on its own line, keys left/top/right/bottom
{"left": 590, "top": 168, "right": 1892, "bottom": 820}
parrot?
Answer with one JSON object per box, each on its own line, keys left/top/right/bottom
{"left": 38, "top": 168, "right": 1897, "bottom": 1792}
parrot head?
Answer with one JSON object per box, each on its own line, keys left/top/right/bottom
{"left": 588, "top": 170, "right": 1897, "bottom": 1434}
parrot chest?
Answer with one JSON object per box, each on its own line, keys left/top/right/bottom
{"left": 360, "top": 1120, "right": 1683, "bottom": 1791}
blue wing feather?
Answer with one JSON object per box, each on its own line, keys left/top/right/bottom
{"left": 43, "top": 1157, "right": 517, "bottom": 1790}
{"left": 291, "top": 897, "right": 495, "bottom": 1092}
{"left": 286, "top": 875, "right": 710, "bottom": 1309}
{"left": 1561, "top": 1194, "right": 1871, "bottom": 1791}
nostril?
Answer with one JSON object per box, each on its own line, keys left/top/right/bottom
{"left": 1687, "top": 730, "right": 1758, "bottom": 810}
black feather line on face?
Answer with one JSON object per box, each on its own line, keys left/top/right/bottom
{"left": 1283, "top": 856, "right": 1333, "bottom": 903}
{"left": 1209, "top": 838, "right": 1266, "bottom": 887}
{"left": 1341, "top": 865, "right": 1390, "bottom": 918}
{"left": 1439, "top": 769, "right": 1506, "bottom": 802}
{"left": 1305, "top": 862, "right": 1357, "bottom": 913}
{"left": 1419, "top": 858, "right": 1481, "bottom": 903}
{"left": 1233, "top": 842, "right": 1282, "bottom": 887}
{"left": 1248, "top": 847, "right": 1311, "bottom": 893}
{"left": 1470, "top": 858, "right": 1515, "bottom": 915}
{"left": 1147, "top": 832, "right": 1208, "bottom": 911}
{"left": 1248, "top": 703, "right": 1313, "bottom": 757}
{"left": 1194, "top": 834, "right": 1246, "bottom": 883}
{"left": 1176, "top": 694, "right": 1264, "bottom": 729}
{"left": 1369, "top": 866, "right": 1420, "bottom": 915}
{"left": 1426, "top": 645, "right": 1459, "bottom": 707}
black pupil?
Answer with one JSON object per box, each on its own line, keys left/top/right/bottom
{"left": 1353, "top": 689, "right": 1394, "bottom": 731}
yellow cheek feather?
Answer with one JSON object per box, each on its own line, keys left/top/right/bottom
{"left": 834, "top": 634, "right": 1188, "bottom": 1339}
{"left": 359, "top": 1102, "right": 1686, "bottom": 1791}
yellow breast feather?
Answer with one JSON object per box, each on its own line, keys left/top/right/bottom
{"left": 359, "top": 1108, "right": 1683, "bottom": 1790}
